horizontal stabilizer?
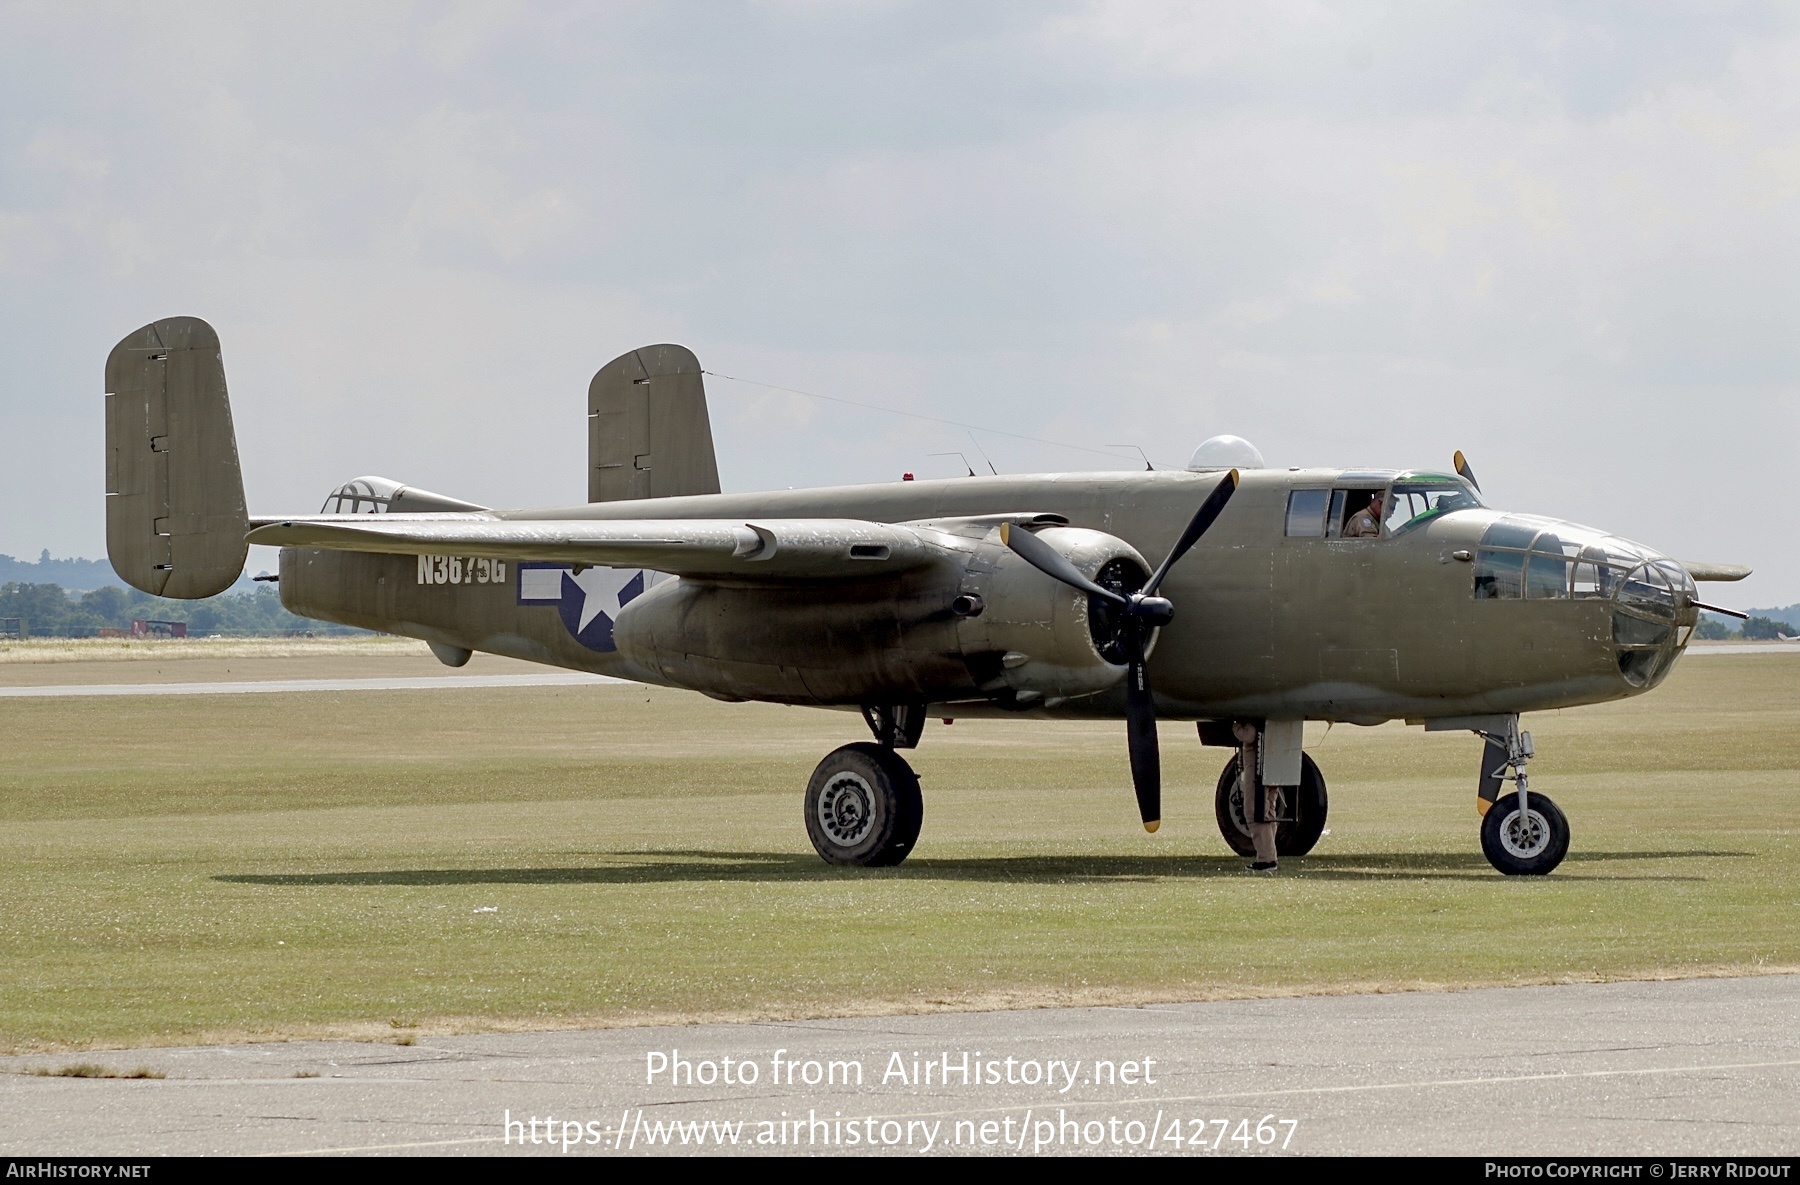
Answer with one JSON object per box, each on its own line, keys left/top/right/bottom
{"left": 245, "top": 516, "right": 948, "bottom": 581}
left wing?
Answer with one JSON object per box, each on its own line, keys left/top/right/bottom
{"left": 244, "top": 515, "right": 950, "bottom": 580}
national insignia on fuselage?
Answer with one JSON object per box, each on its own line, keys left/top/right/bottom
{"left": 517, "top": 563, "right": 667, "bottom": 652}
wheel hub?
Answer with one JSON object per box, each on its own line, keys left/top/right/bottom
{"left": 816, "top": 773, "right": 876, "bottom": 846}
{"left": 1498, "top": 807, "right": 1551, "bottom": 859}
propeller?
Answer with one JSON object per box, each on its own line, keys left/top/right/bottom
{"left": 1453, "top": 450, "right": 1480, "bottom": 492}
{"left": 1001, "top": 470, "right": 1240, "bottom": 832}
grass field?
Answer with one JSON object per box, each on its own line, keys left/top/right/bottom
{"left": 0, "top": 652, "right": 1794, "bottom": 1051}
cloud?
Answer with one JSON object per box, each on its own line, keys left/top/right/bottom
{"left": 0, "top": 2, "right": 1795, "bottom": 604}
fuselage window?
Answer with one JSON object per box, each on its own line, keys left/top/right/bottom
{"left": 1284, "top": 489, "right": 1329, "bottom": 537}
{"left": 1524, "top": 532, "right": 1574, "bottom": 599}
{"left": 1325, "top": 490, "right": 1347, "bottom": 537}
{"left": 1525, "top": 553, "right": 1569, "bottom": 599}
{"left": 1474, "top": 550, "right": 1526, "bottom": 598}
{"left": 320, "top": 477, "right": 399, "bottom": 515}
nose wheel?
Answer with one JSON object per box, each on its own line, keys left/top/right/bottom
{"left": 804, "top": 743, "right": 923, "bottom": 867}
{"left": 1480, "top": 791, "right": 1570, "bottom": 875}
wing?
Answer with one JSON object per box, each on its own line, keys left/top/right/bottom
{"left": 1681, "top": 561, "right": 1753, "bottom": 582}
{"left": 244, "top": 514, "right": 951, "bottom": 580}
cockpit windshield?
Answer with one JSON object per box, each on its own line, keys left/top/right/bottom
{"left": 1383, "top": 473, "right": 1485, "bottom": 536}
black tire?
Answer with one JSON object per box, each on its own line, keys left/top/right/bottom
{"left": 803, "top": 743, "right": 924, "bottom": 867}
{"left": 1214, "top": 752, "right": 1328, "bottom": 858}
{"left": 1479, "top": 791, "right": 1570, "bottom": 875}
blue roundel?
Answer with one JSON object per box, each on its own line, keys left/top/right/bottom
{"left": 555, "top": 569, "right": 644, "bottom": 651}
{"left": 518, "top": 564, "right": 657, "bottom": 653}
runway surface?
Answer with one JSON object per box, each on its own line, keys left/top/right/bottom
{"left": 0, "top": 974, "right": 1791, "bottom": 1157}
{"left": 0, "top": 672, "right": 629, "bottom": 698}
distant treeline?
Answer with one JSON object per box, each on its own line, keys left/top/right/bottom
{"left": 0, "top": 551, "right": 131, "bottom": 592}
{"left": 1696, "top": 614, "right": 1796, "bottom": 641}
{"left": 0, "top": 582, "right": 361, "bottom": 638}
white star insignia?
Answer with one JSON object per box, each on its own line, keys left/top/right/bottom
{"left": 567, "top": 568, "right": 669, "bottom": 632}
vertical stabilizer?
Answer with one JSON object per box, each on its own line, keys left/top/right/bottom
{"left": 588, "top": 344, "right": 721, "bottom": 502}
{"left": 104, "top": 317, "right": 248, "bottom": 598}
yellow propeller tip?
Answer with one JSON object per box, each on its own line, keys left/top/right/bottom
{"left": 999, "top": 522, "right": 1010, "bottom": 544}
{"left": 1143, "top": 820, "right": 1160, "bottom": 833}
{"left": 1228, "top": 469, "right": 1240, "bottom": 486}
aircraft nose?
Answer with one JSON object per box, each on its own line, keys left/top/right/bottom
{"left": 1610, "top": 546, "right": 1696, "bottom": 686}
{"left": 1472, "top": 514, "right": 1694, "bottom": 689}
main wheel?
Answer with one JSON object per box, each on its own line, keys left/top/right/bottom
{"left": 804, "top": 743, "right": 924, "bottom": 867}
{"left": 1479, "top": 791, "right": 1569, "bottom": 875}
{"left": 1214, "top": 752, "right": 1328, "bottom": 858}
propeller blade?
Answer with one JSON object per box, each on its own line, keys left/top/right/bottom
{"left": 1123, "top": 629, "right": 1161, "bottom": 832}
{"left": 1143, "top": 470, "right": 1239, "bottom": 596}
{"left": 1453, "top": 450, "right": 1480, "bottom": 492}
{"left": 1000, "top": 521, "right": 1129, "bottom": 606}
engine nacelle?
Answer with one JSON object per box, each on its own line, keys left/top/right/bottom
{"left": 949, "top": 526, "right": 1150, "bottom": 706}
{"left": 611, "top": 523, "right": 1151, "bottom": 708}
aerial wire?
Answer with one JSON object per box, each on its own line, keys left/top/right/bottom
{"left": 966, "top": 432, "right": 999, "bottom": 475}
{"left": 701, "top": 369, "right": 1150, "bottom": 466}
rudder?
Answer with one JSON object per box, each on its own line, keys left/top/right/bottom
{"left": 104, "top": 316, "right": 248, "bottom": 598}
{"left": 588, "top": 344, "right": 721, "bottom": 502}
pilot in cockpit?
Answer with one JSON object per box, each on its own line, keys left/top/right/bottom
{"left": 1342, "top": 489, "right": 1386, "bottom": 538}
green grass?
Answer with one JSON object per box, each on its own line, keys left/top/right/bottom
{"left": 0, "top": 657, "right": 1794, "bottom": 1050}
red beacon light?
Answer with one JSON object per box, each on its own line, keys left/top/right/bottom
{"left": 902, "top": 472, "right": 914, "bottom": 481}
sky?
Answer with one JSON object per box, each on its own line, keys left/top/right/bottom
{"left": 1, "top": 1, "right": 1796, "bottom": 604}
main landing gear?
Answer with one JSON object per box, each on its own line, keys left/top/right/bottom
{"left": 802, "top": 703, "right": 926, "bottom": 867}
{"left": 1213, "top": 751, "right": 1329, "bottom": 858}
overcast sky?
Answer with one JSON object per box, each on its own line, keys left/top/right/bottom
{"left": 2, "top": 2, "right": 1796, "bottom": 604}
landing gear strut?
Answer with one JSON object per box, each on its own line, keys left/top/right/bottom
{"left": 861, "top": 702, "right": 926, "bottom": 749}
{"left": 1469, "top": 715, "right": 1569, "bottom": 875}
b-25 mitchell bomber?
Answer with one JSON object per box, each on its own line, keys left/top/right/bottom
{"left": 104, "top": 317, "right": 1752, "bottom": 876}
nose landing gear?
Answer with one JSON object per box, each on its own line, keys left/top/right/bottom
{"left": 1431, "top": 714, "right": 1570, "bottom": 875}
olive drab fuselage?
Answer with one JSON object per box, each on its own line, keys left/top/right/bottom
{"left": 278, "top": 466, "right": 1696, "bottom": 725}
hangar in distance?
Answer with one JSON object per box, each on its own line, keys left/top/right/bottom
{"left": 103, "top": 317, "right": 1751, "bottom": 875}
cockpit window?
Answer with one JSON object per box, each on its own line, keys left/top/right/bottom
{"left": 1383, "top": 476, "right": 1484, "bottom": 536}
